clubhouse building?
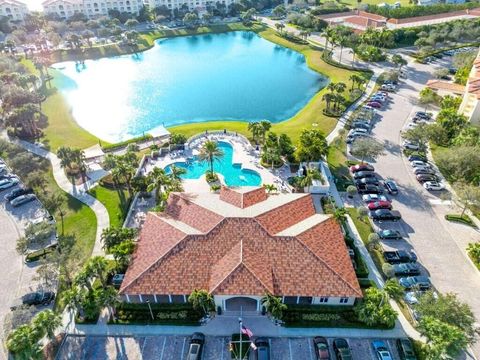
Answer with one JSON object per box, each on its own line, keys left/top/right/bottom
{"left": 119, "top": 186, "right": 362, "bottom": 312}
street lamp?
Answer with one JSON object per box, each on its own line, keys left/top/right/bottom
{"left": 146, "top": 299, "right": 154, "bottom": 320}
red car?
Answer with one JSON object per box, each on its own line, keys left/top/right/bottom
{"left": 367, "top": 101, "right": 382, "bottom": 108}
{"left": 367, "top": 200, "right": 392, "bottom": 210}
{"left": 349, "top": 163, "right": 374, "bottom": 173}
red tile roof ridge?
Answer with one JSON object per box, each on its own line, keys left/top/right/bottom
{"left": 208, "top": 242, "right": 243, "bottom": 293}
{"left": 295, "top": 234, "right": 363, "bottom": 297}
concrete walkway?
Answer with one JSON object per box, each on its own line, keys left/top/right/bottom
{"left": 10, "top": 138, "right": 109, "bottom": 256}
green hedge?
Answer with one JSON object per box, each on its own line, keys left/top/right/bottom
{"left": 111, "top": 302, "right": 203, "bottom": 325}
{"left": 102, "top": 134, "right": 153, "bottom": 152}
{"left": 358, "top": 278, "right": 376, "bottom": 288}
{"left": 445, "top": 214, "right": 477, "bottom": 228}
{"left": 366, "top": 3, "right": 479, "bottom": 19}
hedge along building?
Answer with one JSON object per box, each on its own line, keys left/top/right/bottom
{"left": 119, "top": 187, "right": 362, "bottom": 313}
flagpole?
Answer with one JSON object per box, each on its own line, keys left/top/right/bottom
{"left": 239, "top": 305, "right": 243, "bottom": 360}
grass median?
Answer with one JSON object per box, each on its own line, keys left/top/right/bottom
{"left": 88, "top": 185, "right": 131, "bottom": 228}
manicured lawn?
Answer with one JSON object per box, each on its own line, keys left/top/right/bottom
{"left": 327, "top": 134, "right": 354, "bottom": 191}
{"left": 88, "top": 185, "right": 131, "bottom": 228}
{"left": 41, "top": 89, "right": 101, "bottom": 151}
{"left": 347, "top": 207, "right": 373, "bottom": 244}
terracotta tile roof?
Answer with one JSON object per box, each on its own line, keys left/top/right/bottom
{"left": 120, "top": 189, "right": 362, "bottom": 299}
{"left": 468, "top": 78, "right": 480, "bottom": 99}
{"left": 219, "top": 186, "right": 267, "bottom": 208}
{"left": 344, "top": 16, "right": 384, "bottom": 29}
{"left": 358, "top": 10, "right": 387, "bottom": 21}
{"left": 426, "top": 79, "right": 465, "bottom": 94}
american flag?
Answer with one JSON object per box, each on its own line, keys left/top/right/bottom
{"left": 241, "top": 325, "right": 253, "bottom": 338}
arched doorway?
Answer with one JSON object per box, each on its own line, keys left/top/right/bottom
{"left": 225, "top": 297, "right": 258, "bottom": 312}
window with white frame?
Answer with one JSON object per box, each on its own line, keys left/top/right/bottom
{"left": 339, "top": 297, "right": 349, "bottom": 304}
{"left": 318, "top": 297, "right": 329, "bottom": 303}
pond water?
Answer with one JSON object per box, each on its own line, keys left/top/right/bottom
{"left": 53, "top": 31, "right": 328, "bottom": 142}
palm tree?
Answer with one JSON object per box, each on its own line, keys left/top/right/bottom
{"left": 31, "top": 310, "right": 62, "bottom": 342}
{"left": 248, "top": 121, "right": 263, "bottom": 145}
{"left": 198, "top": 140, "right": 224, "bottom": 174}
{"left": 95, "top": 286, "right": 119, "bottom": 320}
{"left": 322, "top": 93, "right": 334, "bottom": 111}
{"left": 327, "top": 82, "right": 336, "bottom": 94}
{"left": 300, "top": 167, "right": 322, "bottom": 192}
{"left": 85, "top": 256, "right": 109, "bottom": 289}
{"left": 263, "top": 184, "right": 278, "bottom": 193}
{"left": 333, "top": 207, "right": 347, "bottom": 225}
{"left": 261, "top": 293, "right": 287, "bottom": 320}
{"left": 384, "top": 279, "right": 404, "bottom": 301}
{"left": 169, "top": 164, "right": 187, "bottom": 181}
{"left": 275, "top": 23, "right": 285, "bottom": 34}
{"left": 6, "top": 324, "right": 41, "bottom": 359}
{"left": 147, "top": 167, "right": 171, "bottom": 204}
{"left": 259, "top": 120, "right": 272, "bottom": 144}
{"left": 349, "top": 74, "right": 363, "bottom": 91}
{"left": 188, "top": 289, "right": 214, "bottom": 315}
{"left": 335, "top": 82, "right": 346, "bottom": 94}
{"left": 57, "top": 146, "right": 73, "bottom": 171}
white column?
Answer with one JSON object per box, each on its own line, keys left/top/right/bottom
{"left": 153, "top": 294, "right": 158, "bottom": 303}
{"left": 139, "top": 294, "right": 143, "bottom": 303}
{"left": 168, "top": 294, "right": 172, "bottom": 303}
{"left": 126, "top": 294, "right": 131, "bottom": 303}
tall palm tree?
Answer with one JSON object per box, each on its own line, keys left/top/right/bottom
{"left": 169, "top": 164, "right": 187, "bottom": 181}
{"left": 300, "top": 168, "right": 322, "bottom": 193}
{"left": 188, "top": 289, "right": 214, "bottom": 315}
{"left": 322, "top": 93, "right": 334, "bottom": 111}
{"left": 85, "top": 256, "right": 109, "bottom": 289}
{"left": 248, "top": 121, "right": 263, "bottom": 145}
{"left": 261, "top": 293, "right": 287, "bottom": 320}
{"left": 57, "top": 146, "right": 73, "bottom": 171}
{"left": 31, "top": 310, "right": 62, "bottom": 342}
{"left": 198, "top": 140, "right": 224, "bottom": 174}
{"left": 349, "top": 74, "right": 362, "bottom": 91}
{"left": 147, "top": 167, "right": 171, "bottom": 204}
{"left": 259, "top": 120, "right": 272, "bottom": 144}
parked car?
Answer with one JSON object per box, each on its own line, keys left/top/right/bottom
{"left": 415, "top": 111, "right": 432, "bottom": 120}
{"left": 352, "top": 122, "right": 370, "bottom": 131}
{"left": 410, "top": 160, "right": 431, "bottom": 168}
{"left": 10, "top": 193, "right": 36, "bottom": 207}
{"left": 369, "top": 209, "right": 401, "bottom": 222}
{"left": 367, "top": 102, "right": 382, "bottom": 109}
{"left": 377, "top": 229, "right": 402, "bottom": 239}
{"left": 111, "top": 274, "right": 125, "bottom": 288}
{"left": 383, "top": 250, "right": 417, "bottom": 264}
{"left": 362, "top": 194, "right": 388, "bottom": 203}
{"left": 357, "top": 184, "right": 384, "bottom": 194}
{"left": 398, "top": 276, "right": 431, "bottom": 290}
{"left": 408, "top": 155, "right": 427, "bottom": 162}
{"left": 367, "top": 200, "right": 392, "bottom": 210}
{"left": 402, "top": 141, "right": 419, "bottom": 151}
{"left": 5, "top": 187, "right": 33, "bottom": 201}
{"left": 416, "top": 174, "right": 438, "bottom": 183}
{"left": 355, "top": 177, "right": 380, "bottom": 186}
{"left": 186, "top": 332, "right": 205, "bottom": 360}
{"left": 350, "top": 163, "right": 374, "bottom": 173}
{"left": 254, "top": 338, "right": 270, "bottom": 360}
{"left": 423, "top": 181, "right": 445, "bottom": 191}
{"left": 313, "top": 336, "right": 330, "bottom": 360}
{"left": 353, "top": 171, "right": 377, "bottom": 180}
{"left": 348, "top": 128, "right": 368, "bottom": 136}
{"left": 10, "top": 291, "right": 55, "bottom": 310}
{"left": 372, "top": 340, "right": 393, "bottom": 360}
{"left": 0, "top": 177, "right": 19, "bottom": 191}
{"left": 332, "top": 338, "right": 352, "bottom": 360}
{"left": 393, "top": 263, "right": 421, "bottom": 276}
{"left": 404, "top": 292, "right": 419, "bottom": 305}
{"left": 381, "top": 84, "right": 396, "bottom": 92}
{"left": 384, "top": 180, "right": 398, "bottom": 195}
{"left": 413, "top": 167, "right": 435, "bottom": 175}
{"left": 396, "top": 338, "right": 417, "bottom": 360}
{"left": 371, "top": 96, "right": 386, "bottom": 103}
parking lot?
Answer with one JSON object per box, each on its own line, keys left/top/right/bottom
{"left": 56, "top": 334, "right": 406, "bottom": 360}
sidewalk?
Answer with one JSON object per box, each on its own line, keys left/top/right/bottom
{"left": 9, "top": 137, "right": 109, "bottom": 256}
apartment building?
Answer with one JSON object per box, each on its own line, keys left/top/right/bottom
{"left": 42, "top": 0, "right": 141, "bottom": 19}
{"left": 0, "top": 0, "right": 29, "bottom": 21}
{"left": 143, "top": 0, "right": 233, "bottom": 13}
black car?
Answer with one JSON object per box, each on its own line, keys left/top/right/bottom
{"left": 369, "top": 209, "right": 401, "bottom": 222}
{"left": 5, "top": 187, "right": 33, "bottom": 201}
{"left": 313, "top": 336, "right": 330, "bottom": 359}
{"left": 254, "top": 338, "right": 270, "bottom": 360}
{"left": 186, "top": 332, "right": 205, "bottom": 360}
{"left": 356, "top": 184, "right": 383, "bottom": 194}
{"left": 416, "top": 174, "right": 438, "bottom": 183}
{"left": 352, "top": 122, "right": 370, "bottom": 131}
{"left": 11, "top": 291, "right": 55, "bottom": 310}
{"left": 415, "top": 111, "right": 431, "bottom": 119}
{"left": 413, "top": 168, "right": 435, "bottom": 176}
{"left": 396, "top": 338, "right": 417, "bottom": 360}
{"left": 399, "top": 276, "right": 431, "bottom": 290}
{"left": 377, "top": 229, "right": 402, "bottom": 239}
{"left": 384, "top": 250, "right": 418, "bottom": 264}
{"left": 384, "top": 180, "right": 398, "bottom": 195}
{"left": 408, "top": 155, "right": 427, "bottom": 162}
{"left": 393, "top": 263, "right": 421, "bottom": 276}
{"left": 355, "top": 177, "right": 380, "bottom": 186}
{"left": 353, "top": 171, "right": 377, "bottom": 180}
{"left": 333, "top": 338, "right": 353, "bottom": 360}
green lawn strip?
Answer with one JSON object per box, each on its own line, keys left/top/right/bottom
{"left": 87, "top": 185, "right": 131, "bottom": 228}
{"left": 468, "top": 252, "right": 480, "bottom": 271}
{"left": 327, "top": 134, "right": 354, "bottom": 191}
{"left": 445, "top": 214, "right": 478, "bottom": 228}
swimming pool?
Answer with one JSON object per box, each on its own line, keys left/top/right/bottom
{"left": 165, "top": 141, "right": 262, "bottom": 186}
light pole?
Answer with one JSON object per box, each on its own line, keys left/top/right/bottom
{"left": 146, "top": 299, "right": 154, "bottom": 321}
{"left": 238, "top": 316, "right": 243, "bottom": 360}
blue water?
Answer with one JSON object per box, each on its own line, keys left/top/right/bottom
{"left": 165, "top": 141, "right": 261, "bottom": 186}
{"left": 52, "top": 31, "right": 327, "bottom": 142}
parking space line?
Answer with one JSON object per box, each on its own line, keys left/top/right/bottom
{"left": 288, "top": 339, "right": 293, "bottom": 360}
{"left": 159, "top": 337, "right": 166, "bottom": 360}
{"left": 140, "top": 337, "right": 147, "bottom": 357}
{"left": 308, "top": 338, "right": 314, "bottom": 360}
{"left": 221, "top": 338, "right": 225, "bottom": 360}
{"left": 180, "top": 337, "right": 186, "bottom": 360}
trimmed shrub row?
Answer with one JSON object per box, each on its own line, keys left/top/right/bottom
{"left": 112, "top": 302, "right": 203, "bottom": 325}
{"left": 102, "top": 134, "right": 153, "bottom": 152}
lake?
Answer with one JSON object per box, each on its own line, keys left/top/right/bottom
{"left": 53, "top": 31, "right": 328, "bottom": 142}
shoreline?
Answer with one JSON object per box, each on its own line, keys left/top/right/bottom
{"left": 43, "top": 23, "right": 370, "bottom": 148}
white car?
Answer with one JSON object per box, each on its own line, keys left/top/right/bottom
{"left": 402, "top": 141, "right": 419, "bottom": 151}
{"left": 406, "top": 123, "right": 417, "bottom": 130}
{"left": 404, "top": 292, "right": 419, "bottom": 305}
{"left": 362, "top": 194, "right": 389, "bottom": 203}
{"left": 0, "top": 178, "right": 19, "bottom": 191}
{"left": 423, "top": 181, "right": 445, "bottom": 191}
{"left": 10, "top": 193, "right": 36, "bottom": 207}
{"left": 410, "top": 160, "right": 431, "bottom": 168}
{"left": 348, "top": 128, "right": 368, "bottom": 136}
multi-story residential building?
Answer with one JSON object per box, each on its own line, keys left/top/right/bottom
{"left": 0, "top": 0, "right": 29, "bottom": 22}
{"left": 119, "top": 186, "right": 362, "bottom": 312}
{"left": 42, "top": 0, "right": 141, "bottom": 19}
{"left": 143, "top": 0, "right": 233, "bottom": 14}
{"left": 459, "top": 49, "right": 480, "bottom": 125}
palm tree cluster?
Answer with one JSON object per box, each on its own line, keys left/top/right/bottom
{"left": 6, "top": 309, "right": 62, "bottom": 359}
{"left": 261, "top": 293, "right": 287, "bottom": 320}
{"left": 103, "top": 150, "right": 139, "bottom": 197}
{"left": 261, "top": 132, "right": 295, "bottom": 168}
{"left": 188, "top": 289, "right": 215, "bottom": 316}
{"left": 354, "top": 287, "right": 398, "bottom": 328}
{"left": 57, "top": 146, "right": 87, "bottom": 178}
{"left": 65, "top": 256, "right": 119, "bottom": 322}
{"left": 322, "top": 82, "right": 347, "bottom": 115}
{"left": 247, "top": 120, "right": 272, "bottom": 145}
{"left": 101, "top": 227, "right": 137, "bottom": 271}
{"left": 198, "top": 140, "right": 224, "bottom": 175}
{"left": 296, "top": 129, "right": 329, "bottom": 164}
{"left": 147, "top": 165, "right": 186, "bottom": 206}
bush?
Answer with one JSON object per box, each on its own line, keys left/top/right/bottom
{"left": 205, "top": 171, "right": 219, "bottom": 183}
{"left": 366, "top": 3, "right": 479, "bottom": 19}
{"left": 102, "top": 134, "right": 153, "bottom": 152}
{"left": 113, "top": 303, "right": 203, "bottom": 325}
{"left": 210, "top": 184, "right": 221, "bottom": 192}
{"left": 445, "top": 214, "right": 477, "bottom": 228}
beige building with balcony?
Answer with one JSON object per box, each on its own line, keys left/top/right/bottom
{"left": 42, "top": 0, "right": 141, "bottom": 19}
{"left": 459, "top": 49, "right": 480, "bottom": 125}
{"left": 143, "top": 0, "right": 233, "bottom": 14}
{"left": 0, "top": 0, "right": 29, "bottom": 21}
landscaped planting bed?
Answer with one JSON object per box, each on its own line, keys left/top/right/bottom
{"left": 111, "top": 303, "right": 203, "bottom": 325}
